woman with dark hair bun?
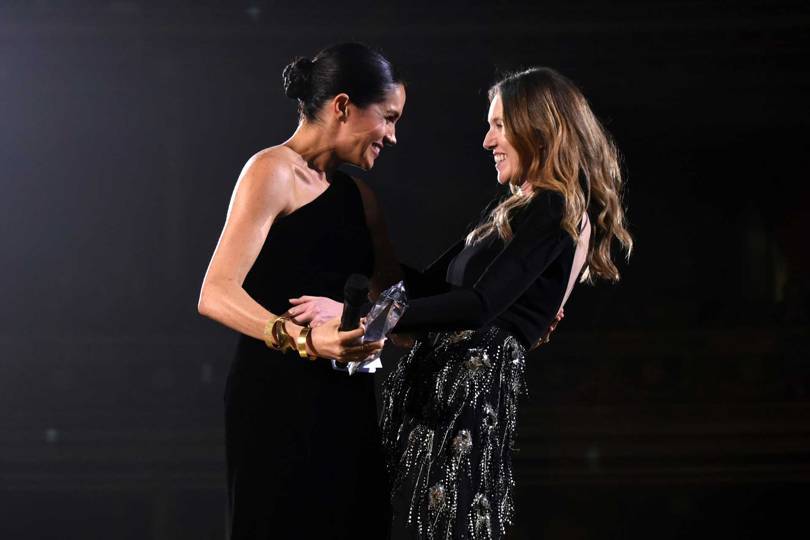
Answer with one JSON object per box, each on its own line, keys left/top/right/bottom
{"left": 198, "top": 42, "right": 405, "bottom": 539}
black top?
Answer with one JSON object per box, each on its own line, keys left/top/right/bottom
{"left": 227, "top": 169, "right": 390, "bottom": 539}
{"left": 396, "top": 190, "right": 576, "bottom": 348}
{"left": 241, "top": 169, "right": 374, "bottom": 317}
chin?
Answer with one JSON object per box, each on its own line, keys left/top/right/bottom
{"left": 347, "top": 155, "right": 373, "bottom": 171}
{"left": 495, "top": 165, "right": 512, "bottom": 185}
{"left": 352, "top": 149, "right": 373, "bottom": 171}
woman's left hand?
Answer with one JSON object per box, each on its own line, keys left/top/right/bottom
{"left": 287, "top": 296, "right": 344, "bottom": 328}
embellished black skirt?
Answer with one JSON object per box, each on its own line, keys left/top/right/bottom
{"left": 380, "top": 326, "right": 527, "bottom": 540}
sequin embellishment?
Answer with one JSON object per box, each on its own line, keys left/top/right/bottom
{"left": 464, "top": 348, "right": 491, "bottom": 371}
{"left": 471, "top": 493, "right": 493, "bottom": 539}
{"left": 428, "top": 483, "right": 446, "bottom": 510}
{"left": 381, "top": 326, "right": 527, "bottom": 539}
{"left": 452, "top": 429, "right": 472, "bottom": 456}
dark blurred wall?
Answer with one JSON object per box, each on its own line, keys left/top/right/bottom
{"left": 1, "top": 2, "right": 808, "bottom": 539}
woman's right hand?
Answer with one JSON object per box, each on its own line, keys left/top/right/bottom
{"left": 287, "top": 295, "right": 344, "bottom": 328}
{"left": 536, "top": 307, "right": 565, "bottom": 347}
{"left": 308, "top": 317, "right": 385, "bottom": 363}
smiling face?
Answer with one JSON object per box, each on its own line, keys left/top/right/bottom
{"left": 337, "top": 83, "right": 406, "bottom": 170}
{"left": 482, "top": 92, "right": 519, "bottom": 185}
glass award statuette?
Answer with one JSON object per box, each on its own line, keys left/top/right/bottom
{"left": 332, "top": 281, "right": 409, "bottom": 375}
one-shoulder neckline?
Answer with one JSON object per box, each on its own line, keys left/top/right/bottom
{"left": 277, "top": 172, "right": 343, "bottom": 222}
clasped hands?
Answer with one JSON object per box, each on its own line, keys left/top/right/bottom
{"left": 286, "top": 295, "right": 383, "bottom": 364}
{"left": 286, "top": 294, "right": 566, "bottom": 358}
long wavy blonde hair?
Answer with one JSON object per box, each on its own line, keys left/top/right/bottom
{"left": 467, "top": 67, "right": 632, "bottom": 282}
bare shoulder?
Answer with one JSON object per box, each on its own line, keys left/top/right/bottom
{"left": 240, "top": 146, "right": 296, "bottom": 190}
{"left": 231, "top": 146, "right": 298, "bottom": 212}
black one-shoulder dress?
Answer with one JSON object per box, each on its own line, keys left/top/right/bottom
{"left": 224, "top": 171, "right": 390, "bottom": 539}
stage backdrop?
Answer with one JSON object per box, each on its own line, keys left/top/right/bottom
{"left": 1, "top": 2, "right": 808, "bottom": 539}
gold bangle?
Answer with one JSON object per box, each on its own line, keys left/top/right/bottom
{"left": 296, "top": 325, "right": 316, "bottom": 360}
{"left": 272, "top": 316, "right": 294, "bottom": 353}
{"left": 263, "top": 315, "right": 280, "bottom": 349}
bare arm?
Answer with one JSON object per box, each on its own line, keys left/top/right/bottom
{"left": 197, "top": 152, "right": 291, "bottom": 340}
{"left": 197, "top": 153, "right": 380, "bottom": 362}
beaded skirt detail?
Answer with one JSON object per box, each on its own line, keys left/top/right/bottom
{"left": 381, "top": 326, "right": 527, "bottom": 540}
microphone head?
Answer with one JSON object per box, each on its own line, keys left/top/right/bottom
{"left": 344, "top": 274, "right": 369, "bottom": 305}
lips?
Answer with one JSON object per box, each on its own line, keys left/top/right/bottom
{"left": 371, "top": 143, "right": 383, "bottom": 157}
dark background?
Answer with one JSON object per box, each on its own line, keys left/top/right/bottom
{"left": 1, "top": 1, "right": 809, "bottom": 538}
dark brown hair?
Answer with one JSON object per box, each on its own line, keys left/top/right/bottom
{"left": 468, "top": 67, "right": 632, "bottom": 282}
{"left": 282, "top": 43, "right": 401, "bottom": 121}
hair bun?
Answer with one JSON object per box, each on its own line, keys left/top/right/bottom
{"left": 282, "top": 57, "right": 314, "bottom": 100}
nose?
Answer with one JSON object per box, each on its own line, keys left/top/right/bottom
{"left": 384, "top": 124, "right": 397, "bottom": 147}
{"left": 483, "top": 127, "right": 496, "bottom": 151}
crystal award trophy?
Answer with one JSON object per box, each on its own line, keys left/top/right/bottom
{"left": 332, "top": 281, "right": 408, "bottom": 375}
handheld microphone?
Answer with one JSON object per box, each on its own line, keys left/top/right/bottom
{"left": 339, "top": 274, "right": 369, "bottom": 331}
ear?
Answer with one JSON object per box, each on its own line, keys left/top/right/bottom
{"left": 330, "top": 93, "right": 351, "bottom": 122}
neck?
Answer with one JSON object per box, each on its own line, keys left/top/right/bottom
{"left": 511, "top": 180, "right": 534, "bottom": 196}
{"left": 283, "top": 120, "right": 341, "bottom": 175}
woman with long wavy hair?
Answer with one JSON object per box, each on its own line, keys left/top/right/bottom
{"left": 378, "top": 67, "right": 633, "bottom": 539}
